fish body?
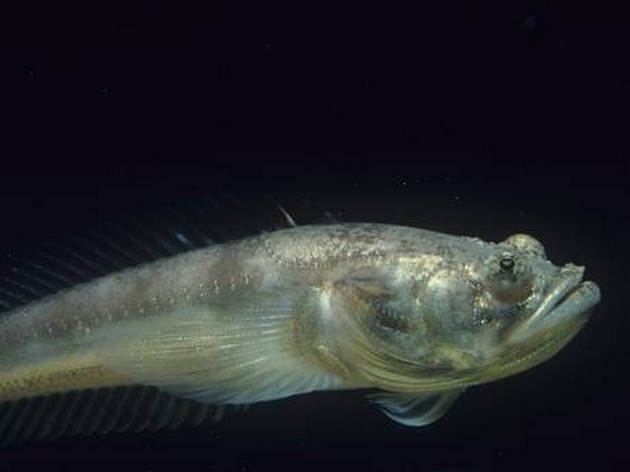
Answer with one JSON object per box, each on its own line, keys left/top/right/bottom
{"left": 0, "top": 223, "right": 600, "bottom": 440}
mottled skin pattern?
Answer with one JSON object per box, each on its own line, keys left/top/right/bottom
{"left": 0, "top": 224, "right": 600, "bottom": 407}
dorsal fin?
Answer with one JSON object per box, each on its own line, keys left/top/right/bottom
{"left": 322, "top": 210, "right": 344, "bottom": 224}
{"left": 275, "top": 203, "right": 298, "bottom": 228}
{"left": 0, "top": 386, "right": 234, "bottom": 445}
{"left": 0, "top": 196, "right": 300, "bottom": 312}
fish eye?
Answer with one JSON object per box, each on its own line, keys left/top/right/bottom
{"left": 499, "top": 256, "right": 515, "bottom": 273}
{"left": 487, "top": 255, "right": 534, "bottom": 305}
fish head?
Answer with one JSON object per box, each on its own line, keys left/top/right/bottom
{"left": 331, "top": 232, "right": 601, "bottom": 391}
{"left": 462, "top": 233, "right": 601, "bottom": 382}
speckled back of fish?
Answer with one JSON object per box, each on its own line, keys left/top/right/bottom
{"left": 0, "top": 223, "right": 600, "bottom": 443}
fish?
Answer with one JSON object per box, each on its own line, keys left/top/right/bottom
{"left": 0, "top": 217, "right": 601, "bottom": 443}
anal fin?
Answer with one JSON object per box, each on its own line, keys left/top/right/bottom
{"left": 0, "top": 386, "right": 223, "bottom": 446}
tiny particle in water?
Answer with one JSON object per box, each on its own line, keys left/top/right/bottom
{"left": 523, "top": 15, "right": 538, "bottom": 32}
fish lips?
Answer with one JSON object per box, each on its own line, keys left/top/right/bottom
{"left": 509, "top": 264, "right": 601, "bottom": 343}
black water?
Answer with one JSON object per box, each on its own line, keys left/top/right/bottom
{"left": 1, "top": 3, "right": 628, "bottom": 471}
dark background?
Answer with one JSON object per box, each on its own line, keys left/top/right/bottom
{"left": 1, "top": 2, "right": 628, "bottom": 471}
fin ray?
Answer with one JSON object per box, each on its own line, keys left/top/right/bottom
{"left": 369, "top": 390, "right": 463, "bottom": 427}
{"left": 96, "top": 286, "right": 341, "bottom": 405}
{"left": 0, "top": 196, "right": 301, "bottom": 312}
{"left": 0, "top": 386, "right": 227, "bottom": 445}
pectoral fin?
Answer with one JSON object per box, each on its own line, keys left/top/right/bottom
{"left": 369, "top": 389, "right": 463, "bottom": 426}
{"left": 95, "top": 289, "right": 341, "bottom": 405}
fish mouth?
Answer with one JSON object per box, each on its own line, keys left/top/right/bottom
{"left": 510, "top": 264, "right": 601, "bottom": 342}
{"left": 484, "top": 265, "right": 600, "bottom": 381}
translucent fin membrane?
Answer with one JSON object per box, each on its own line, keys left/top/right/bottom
{"left": 368, "top": 390, "right": 462, "bottom": 426}
{"left": 97, "top": 289, "right": 340, "bottom": 405}
{"left": 0, "top": 386, "right": 230, "bottom": 446}
{"left": 0, "top": 196, "right": 299, "bottom": 312}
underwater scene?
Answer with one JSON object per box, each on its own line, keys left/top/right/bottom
{"left": 2, "top": 2, "right": 628, "bottom": 471}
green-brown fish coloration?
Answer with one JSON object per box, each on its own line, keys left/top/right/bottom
{"left": 0, "top": 223, "right": 600, "bottom": 442}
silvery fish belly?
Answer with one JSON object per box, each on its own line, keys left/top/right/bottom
{"left": 0, "top": 223, "right": 600, "bottom": 443}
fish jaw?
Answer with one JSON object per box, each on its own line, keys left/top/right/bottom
{"left": 508, "top": 264, "right": 601, "bottom": 343}
{"left": 477, "top": 266, "right": 600, "bottom": 383}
